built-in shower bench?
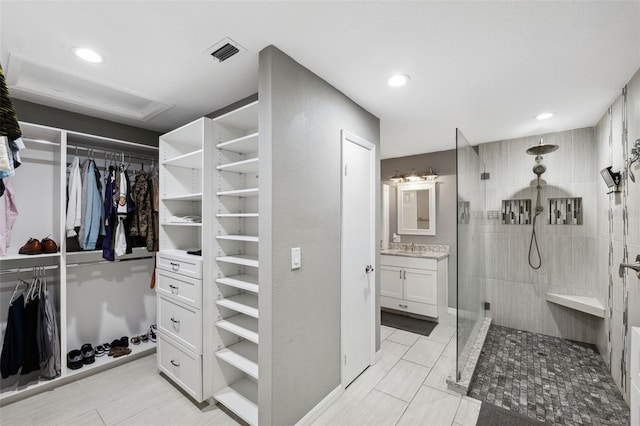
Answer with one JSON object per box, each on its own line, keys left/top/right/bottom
{"left": 545, "top": 293, "right": 605, "bottom": 318}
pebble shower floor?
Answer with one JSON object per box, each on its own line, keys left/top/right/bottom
{"left": 469, "top": 324, "right": 630, "bottom": 425}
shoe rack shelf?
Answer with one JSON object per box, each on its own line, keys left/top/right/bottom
{"left": 210, "top": 100, "right": 260, "bottom": 425}
{"left": 1, "top": 122, "right": 158, "bottom": 405}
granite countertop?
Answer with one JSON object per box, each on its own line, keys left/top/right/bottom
{"left": 380, "top": 243, "right": 449, "bottom": 260}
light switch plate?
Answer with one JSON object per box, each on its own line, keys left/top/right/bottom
{"left": 291, "top": 247, "right": 301, "bottom": 270}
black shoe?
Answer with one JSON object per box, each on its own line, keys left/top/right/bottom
{"left": 81, "top": 344, "right": 95, "bottom": 364}
{"left": 67, "top": 349, "right": 83, "bottom": 370}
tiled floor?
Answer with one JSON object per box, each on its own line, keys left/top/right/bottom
{"left": 469, "top": 324, "right": 630, "bottom": 425}
{"left": 0, "top": 314, "right": 480, "bottom": 425}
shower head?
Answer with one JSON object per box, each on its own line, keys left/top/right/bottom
{"left": 533, "top": 164, "right": 546, "bottom": 176}
{"left": 526, "top": 138, "right": 559, "bottom": 156}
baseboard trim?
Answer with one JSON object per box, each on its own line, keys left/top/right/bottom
{"left": 295, "top": 385, "right": 343, "bottom": 426}
{"left": 375, "top": 349, "right": 383, "bottom": 363}
{"left": 448, "top": 307, "right": 457, "bottom": 316}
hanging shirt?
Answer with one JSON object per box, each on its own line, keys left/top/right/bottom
{"left": 66, "top": 157, "right": 82, "bottom": 237}
{"left": 41, "top": 289, "right": 61, "bottom": 379}
{"left": 102, "top": 167, "right": 117, "bottom": 261}
{"left": 0, "top": 178, "right": 18, "bottom": 256}
{"left": 80, "top": 161, "right": 106, "bottom": 250}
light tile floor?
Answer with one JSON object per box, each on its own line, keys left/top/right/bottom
{"left": 0, "top": 314, "right": 480, "bottom": 426}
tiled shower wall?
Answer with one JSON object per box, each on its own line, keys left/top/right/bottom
{"left": 595, "top": 66, "right": 640, "bottom": 402}
{"left": 479, "top": 127, "right": 601, "bottom": 344}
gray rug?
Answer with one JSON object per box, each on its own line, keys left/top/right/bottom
{"left": 380, "top": 311, "right": 436, "bottom": 336}
{"left": 477, "top": 402, "right": 547, "bottom": 425}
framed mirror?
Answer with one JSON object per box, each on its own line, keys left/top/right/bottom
{"left": 397, "top": 181, "right": 436, "bottom": 235}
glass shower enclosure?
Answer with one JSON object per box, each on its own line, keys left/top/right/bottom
{"left": 455, "top": 129, "right": 487, "bottom": 381}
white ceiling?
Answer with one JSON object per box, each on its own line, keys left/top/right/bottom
{"left": 1, "top": 1, "right": 639, "bottom": 159}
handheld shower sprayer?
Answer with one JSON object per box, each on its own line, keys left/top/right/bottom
{"left": 525, "top": 138, "right": 559, "bottom": 269}
{"left": 627, "top": 139, "right": 639, "bottom": 183}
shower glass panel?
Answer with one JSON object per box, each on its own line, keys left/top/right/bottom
{"left": 456, "top": 129, "right": 486, "bottom": 381}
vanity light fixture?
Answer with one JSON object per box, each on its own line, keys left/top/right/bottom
{"left": 405, "top": 169, "right": 421, "bottom": 182}
{"left": 535, "top": 112, "right": 554, "bottom": 120}
{"left": 72, "top": 47, "right": 103, "bottom": 64}
{"left": 421, "top": 167, "right": 438, "bottom": 181}
{"left": 389, "top": 171, "right": 405, "bottom": 183}
{"left": 388, "top": 74, "right": 410, "bottom": 87}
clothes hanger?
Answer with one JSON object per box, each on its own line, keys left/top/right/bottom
{"left": 9, "top": 269, "right": 28, "bottom": 306}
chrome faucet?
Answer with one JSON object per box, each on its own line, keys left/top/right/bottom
{"left": 619, "top": 255, "right": 640, "bottom": 279}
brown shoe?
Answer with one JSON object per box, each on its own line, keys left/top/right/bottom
{"left": 41, "top": 237, "right": 58, "bottom": 253}
{"left": 18, "top": 238, "right": 42, "bottom": 255}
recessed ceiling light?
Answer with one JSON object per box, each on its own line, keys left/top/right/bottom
{"left": 72, "top": 47, "right": 103, "bottom": 64}
{"left": 388, "top": 74, "right": 410, "bottom": 87}
{"left": 535, "top": 112, "right": 554, "bottom": 120}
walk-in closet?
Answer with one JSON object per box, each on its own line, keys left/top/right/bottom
{"left": 1, "top": 122, "right": 158, "bottom": 404}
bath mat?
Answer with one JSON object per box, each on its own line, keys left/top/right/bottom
{"left": 381, "top": 311, "right": 436, "bottom": 336}
{"left": 476, "top": 402, "right": 547, "bottom": 426}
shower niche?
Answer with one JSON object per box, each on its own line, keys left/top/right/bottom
{"left": 501, "top": 199, "right": 531, "bottom": 225}
{"left": 548, "top": 197, "right": 582, "bottom": 225}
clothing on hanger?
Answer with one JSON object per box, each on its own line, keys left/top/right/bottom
{"left": 66, "top": 157, "right": 82, "bottom": 237}
{"left": 0, "top": 293, "right": 25, "bottom": 379}
{"left": 130, "top": 170, "right": 154, "bottom": 252}
{"left": 79, "top": 160, "right": 106, "bottom": 250}
{"left": 41, "top": 288, "right": 61, "bottom": 379}
{"left": 0, "top": 178, "right": 18, "bottom": 255}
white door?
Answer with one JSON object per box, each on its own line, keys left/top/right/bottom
{"left": 341, "top": 130, "right": 375, "bottom": 387}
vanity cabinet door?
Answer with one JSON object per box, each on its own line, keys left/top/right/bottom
{"left": 380, "top": 265, "right": 403, "bottom": 299}
{"left": 403, "top": 267, "right": 437, "bottom": 306}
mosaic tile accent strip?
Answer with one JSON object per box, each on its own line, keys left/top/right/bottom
{"left": 469, "top": 324, "right": 630, "bottom": 425}
{"left": 502, "top": 199, "right": 531, "bottom": 225}
{"left": 548, "top": 197, "right": 583, "bottom": 225}
{"left": 621, "top": 84, "right": 629, "bottom": 396}
{"left": 458, "top": 201, "right": 470, "bottom": 224}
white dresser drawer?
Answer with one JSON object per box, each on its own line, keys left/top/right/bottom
{"left": 381, "top": 295, "right": 437, "bottom": 318}
{"left": 158, "top": 295, "right": 202, "bottom": 354}
{"left": 157, "top": 252, "right": 202, "bottom": 279}
{"left": 157, "top": 269, "right": 202, "bottom": 308}
{"left": 158, "top": 333, "right": 203, "bottom": 402}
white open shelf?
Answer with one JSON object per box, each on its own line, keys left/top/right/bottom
{"left": 214, "top": 377, "right": 258, "bottom": 426}
{"left": 215, "top": 341, "right": 259, "bottom": 380}
{"left": 1, "top": 252, "right": 61, "bottom": 261}
{"left": 161, "top": 222, "right": 203, "bottom": 227}
{"left": 163, "top": 193, "right": 203, "bottom": 201}
{"left": 216, "top": 254, "right": 259, "bottom": 268}
{"left": 217, "top": 158, "right": 259, "bottom": 174}
{"left": 215, "top": 275, "right": 259, "bottom": 294}
{"left": 213, "top": 100, "right": 259, "bottom": 130}
{"left": 66, "top": 342, "right": 156, "bottom": 378}
{"left": 216, "top": 293, "right": 259, "bottom": 318}
{"left": 216, "top": 235, "right": 259, "bottom": 242}
{"left": 216, "top": 213, "right": 259, "bottom": 218}
{"left": 545, "top": 293, "right": 605, "bottom": 318}
{"left": 216, "top": 188, "right": 259, "bottom": 198}
{"left": 215, "top": 314, "right": 259, "bottom": 344}
{"left": 216, "top": 132, "right": 259, "bottom": 154}
{"left": 162, "top": 149, "right": 203, "bottom": 169}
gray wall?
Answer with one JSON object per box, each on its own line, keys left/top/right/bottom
{"left": 381, "top": 150, "right": 457, "bottom": 308}
{"left": 12, "top": 98, "right": 160, "bottom": 146}
{"left": 595, "top": 66, "right": 640, "bottom": 402}
{"left": 258, "top": 46, "right": 380, "bottom": 426}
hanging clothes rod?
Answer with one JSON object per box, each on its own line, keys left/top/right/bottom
{"left": 21, "top": 137, "right": 60, "bottom": 146}
{"left": 0, "top": 264, "right": 60, "bottom": 276}
{"left": 66, "top": 144, "right": 157, "bottom": 162}
{"left": 66, "top": 255, "right": 155, "bottom": 268}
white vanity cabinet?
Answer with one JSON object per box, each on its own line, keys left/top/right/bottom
{"left": 380, "top": 254, "right": 447, "bottom": 319}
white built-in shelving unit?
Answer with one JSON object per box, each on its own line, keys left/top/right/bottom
{"left": 210, "top": 100, "right": 260, "bottom": 425}
{"left": 0, "top": 122, "right": 157, "bottom": 405}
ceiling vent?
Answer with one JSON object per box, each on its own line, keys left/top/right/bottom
{"left": 204, "top": 38, "right": 246, "bottom": 63}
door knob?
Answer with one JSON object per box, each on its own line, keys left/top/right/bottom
{"left": 365, "top": 265, "right": 374, "bottom": 273}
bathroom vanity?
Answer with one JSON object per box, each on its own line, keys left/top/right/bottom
{"left": 380, "top": 244, "right": 448, "bottom": 319}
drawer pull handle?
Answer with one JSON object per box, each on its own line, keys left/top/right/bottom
{"left": 169, "top": 284, "right": 179, "bottom": 292}
{"left": 170, "top": 262, "right": 180, "bottom": 270}
{"left": 399, "top": 304, "right": 408, "bottom": 309}
{"left": 170, "top": 317, "right": 180, "bottom": 324}
{"left": 170, "top": 359, "right": 180, "bottom": 367}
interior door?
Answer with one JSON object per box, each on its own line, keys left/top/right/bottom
{"left": 341, "top": 130, "right": 375, "bottom": 388}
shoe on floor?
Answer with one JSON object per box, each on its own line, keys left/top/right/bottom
{"left": 81, "top": 344, "right": 95, "bottom": 364}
